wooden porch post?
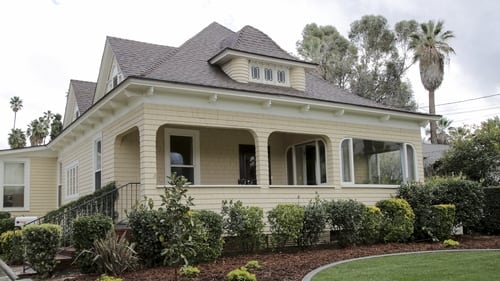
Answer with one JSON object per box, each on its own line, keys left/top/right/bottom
{"left": 139, "top": 122, "right": 159, "bottom": 199}
{"left": 254, "top": 130, "right": 270, "bottom": 188}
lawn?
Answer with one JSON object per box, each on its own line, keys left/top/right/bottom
{"left": 312, "top": 250, "right": 500, "bottom": 281}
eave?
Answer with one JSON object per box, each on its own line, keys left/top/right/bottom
{"left": 209, "top": 48, "right": 317, "bottom": 69}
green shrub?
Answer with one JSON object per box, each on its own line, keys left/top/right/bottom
{"left": 23, "top": 224, "right": 61, "bottom": 278}
{"left": 481, "top": 186, "right": 500, "bottom": 234}
{"left": 299, "top": 196, "right": 327, "bottom": 247}
{"left": 443, "top": 239, "right": 460, "bottom": 247}
{"left": 429, "top": 177, "right": 484, "bottom": 234}
{"left": 88, "top": 232, "right": 138, "bottom": 276}
{"left": 0, "top": 218, "right": 15, "bottom": 235}
{"left": 73, "top": 215, "right": 113, "bottom": 273}
{"left": 0, "top": 212, "right": 10, "bottom": 220}
{"left": 428, "top": 204, "right": 456, "bottom": 241}
{"left": 376, "top": 198, "right": 415, "bottom": 243}
{"left": 0, "top": 230, "right": 23, "bottom": 264}
{"left": 96, "top": 274, "right": 123, "bottom": 281}
{"left": 127, "top": 200, "right": 166, "bottom": 267}
{"left": 227, "top": 267, "right": 256, "bottom": 281}
{"left": 360, "top": 206, "right": 382, "bottom": 244}
{"left": 191, "top": 210, "right": 224, "bottom": 263}
{"left": 179, "top": 265, "right": 200, "bottom": 278}
{"left": 326, "top": 199, "right": 366, "bottom": 247}
{"left": 267, "top": 204, "right": 305, "bottom": 248}
{"left": 397, "top": 181, "right": 435, "bottom": 240}
{"left": 245, "top": 260, "right": 261, "bottom": 270}
{"left": 222, "top": 200, "right": 265, "bottom": 253}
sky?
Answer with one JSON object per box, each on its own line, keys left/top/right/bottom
{"left": 1, "top": 0, "right": 499, "bottom": 149}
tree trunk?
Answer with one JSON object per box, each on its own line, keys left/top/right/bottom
{"left": 428, "top": 89, "right": 438, "bottom": 144}
{"left": 13, "top": 112, "right": 16, "bottom": 129}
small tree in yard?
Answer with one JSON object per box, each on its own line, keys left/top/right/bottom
{"left": 159, "top": 174, "right": 196, "bottom": 268}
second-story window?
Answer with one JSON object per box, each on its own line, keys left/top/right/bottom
{"left": 251, "top": 66, "right": 260, "bottom": 80}
{"left": 277, "top": 70, "right": 286, "bottom": 83}
{"left": 264, "top": 68, "right": 273, "bottom": 81}
{"left": 249, "top": 61, "right": 289, "bottom": 87}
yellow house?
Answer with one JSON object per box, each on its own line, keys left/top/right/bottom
{"left": 0, "top": 22, "right": 437, "bottom": 219}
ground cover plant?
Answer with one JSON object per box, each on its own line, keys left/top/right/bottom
{"left": 311, "top": 251, "right": 500, "bottom": 281}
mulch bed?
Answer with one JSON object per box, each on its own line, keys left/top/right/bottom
{"left": 52, "top": 236, "right": 500, "bottom": 281}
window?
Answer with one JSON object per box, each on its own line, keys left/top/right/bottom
{"left": 341, "top": 139, "right": 417, "bottom": 185}
{"left": 66, "top": 162, "right": 79, "bottom": 197}
{"left": 277, "top": 70, "right": 286, "bottom": 83}
{"left": 248, "top": 61, "right": 289, "bottom": 86}
{"left": 1, "top": 160, "right": 29, "bottom": 209}
{"left": 251, "top": 66, "right": 260, "bottom": 80}
{"left": 165, "top": 129, "right": 200, "bottom": 184}
{"left": 94, "top": 138, "right": 102, "bottom": 190}
{"left": 264, "top": 68, "right": 273, "bottom": 81}
{"left": 286, "top": 140, "right": 327, "bottom": 185}
{"left": 107, "top": 61, "right": 122, "bottom": 91}
{"left": 239, "top": 145, "right": 256, "bottom": 185}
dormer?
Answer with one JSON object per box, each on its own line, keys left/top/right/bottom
{"left": 209, "top": 25, "right": 315, "bottom": 91}
{"left": 62, "top": 80, "right": 96, "bottom": 128}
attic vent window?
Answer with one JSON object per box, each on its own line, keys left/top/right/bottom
{"left": 107, "top": 62, "right": 123, "bottom": 92}
{"left": 249, "top": 61, "right": 289, "bottom": 87}
{"left": 251, "top": 66, "right": 260, "bottom": 80}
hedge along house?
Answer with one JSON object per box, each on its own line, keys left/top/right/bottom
{"left": 0, "top": 22, "right": 437, "bottom": 219}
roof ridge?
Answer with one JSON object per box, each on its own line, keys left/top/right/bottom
{"left": 70, "top": 79, "right": 96, "bottom": 84}
{"left": 106, "top": 36, "right": 173, "bottom": 49}
{"left": 143, "top": 22, "right": 233, "bottom": 76}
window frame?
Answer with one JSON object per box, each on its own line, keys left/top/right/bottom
{"left": 65, "top": 161, "right": 79, "bottom": 199}
{"left": 93, "top": 135, "right": 102, "bottom": 190}
{"left": 0, "top": 159, "right": 30, "bottom": 211}
{"left": 340, "top": 138, "right": 418, "bottom": 187}
{"left": 165, "top": 128, "right": 200, "bottom": 185}
{"left": 286, "top": 139, "right": 327, "bottom": 186}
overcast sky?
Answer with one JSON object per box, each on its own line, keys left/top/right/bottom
{"left": 1, "top": 0, "right": 499, "bottom": 149}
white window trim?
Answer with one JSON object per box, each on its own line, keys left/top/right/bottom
{"left": 340, "top": 138, "right": 417, "bottom": 187}
{"left": 248, "top": 61, "right": 290, "bottom": 87}
{"left": 107, "top": 59, "right": 123, "bottom": 92}
{"left": 93, "top": 134, "right": 102, "bottom": 190}
{"left": 65, "top": 161, "right": 79, "bottom": 199}
{"left": 0, "top": 159, "right": 30, "bottom": 211}
{"left": 285, "top": 139, "right": 327, "bottom": 185}
{"left": 164, "top": 128, "right": 200, "bottom": 185}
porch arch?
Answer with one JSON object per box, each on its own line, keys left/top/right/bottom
{"left": 113, "top": 127, "right": 140, "bottom": 186}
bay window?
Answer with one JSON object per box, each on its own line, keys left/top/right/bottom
{"left": 341, "top": 138, "right": 417, "bottom": 185}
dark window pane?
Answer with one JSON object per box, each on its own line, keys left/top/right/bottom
{"left": 286, "top": 148, "right": 294, "bottom": 185}
{"left": 239, "top": 145, "right": 256, "bottom": 185}
{"left": 170, "top": 136, "right": 193, "bottom": 165}
{"left": 305, "top": 143, "right": 317, "bottom": 185}
{"left": 3, "top": 186, "right": 24, "bottom": 208}
{"left": 319, "top": 141, "right": 326, "bottom": 183}
{"left": 171, "top": 167, "right": 194, "bottom": 183}
{"left": 95, "top": 171, "right": 101, "bottom": 190}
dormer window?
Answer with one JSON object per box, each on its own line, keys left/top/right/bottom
{"left": 107, "top": 61, "right": 123, "bottom": 92}
{"left": 249, "top": 61, "right": 289, "bottom": 87}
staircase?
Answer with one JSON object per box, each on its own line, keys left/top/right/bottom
{"left": 27, "top": 182, "right": 141, "bottom": 245}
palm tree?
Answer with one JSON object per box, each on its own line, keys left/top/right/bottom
{"left": 9, "top": 96, "right": 23, "bottom": 129}
{"left": 410, "top": 20, "right": 455, "bottom": 144}
{"left": 435, "top": 117, "right": 454, "bottom": 144}
{"left": 27, "top": 118, "right": 45, "bottom": 146}
{"left": 8, "top": 128, "right": 27, "bottom": 149}
{"left": 50, "top": 113, "right": 63, "bottom": 141}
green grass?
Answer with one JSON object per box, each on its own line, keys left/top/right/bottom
{"left": 312, "top": 251, "right": 500, "bottom": 281}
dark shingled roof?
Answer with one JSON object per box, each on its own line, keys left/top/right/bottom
{"left": 104, "top": 22, "right": 402, "bottom": 112}
{"left": 71, "top": 80, "right": 96, "bottom": 114}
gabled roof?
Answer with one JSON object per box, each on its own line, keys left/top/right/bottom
{"left": 100, "top": 22, "right": 406, "bottom": 112}
{"left": 71, "top": 79, "right": 96, "bottom": 114}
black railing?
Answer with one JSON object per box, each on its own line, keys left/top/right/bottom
{"left": 26, "top": 182, "right": 140, "bottom": 245}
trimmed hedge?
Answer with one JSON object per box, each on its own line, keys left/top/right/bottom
{"left": 73, "top": 215, "right": 113, "bottom": 273}
{"left": 481, "top": 186, "right": 500, "bottom": 234}
{"left": 428, "top": 204, "right": 456, "bottom": 241}
{"left": 327, "top": 199, "right": 366, "bottom": 247}
{"left": 376, "top": 198, "right": 415, "bottom": 243}
{"left": 397, "top": 181, "right": 434, "bottom": 240}
{"left": 191, "top": 210, "right": 224, "bottom": 263}
{"left": 361, "top": 206, "right": 382, "bottom": 244}
{"left": 221, "top": 200, "right": 265, "bottom": 253}
{"left": 299, "top": 196, "right": 327, "bottom": 247}
{"left": 0, "top": 230, "right": 23, "bottom": 264}
{"left": 268, "top": 204, "right": 305, "bottom": 248}
{"left": 23, "top": 224, "right": 61, "bottom": 278}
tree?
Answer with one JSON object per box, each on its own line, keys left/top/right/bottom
{"left": 410, "top": 20, "right": 455, "bottom": 144}
{"left": 296, "top": 23, "right": 357, "bottom": 89}
{"left": 50, "top": 113, "right": 63, "bottom": 141}
{"left": 27, "top": 118, "right": 46, "bottom": 146}
{"left": 9, "top": 96, "right": 23, "bottom": 129}
{"left": 437, "top": 116, "right": 500, "bottom": 186}
{"left": 8, "top": 128, "right": 27, "bottom": 149}
{"left": 425, "top": 117, "right": 454, "bottom": 144}
{"left": 297, "top": 16, "right": 418, "bottom": 110}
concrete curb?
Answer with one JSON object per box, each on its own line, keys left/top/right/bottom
{"left": 301, "top": 248, "right": 500, "bottom": 281}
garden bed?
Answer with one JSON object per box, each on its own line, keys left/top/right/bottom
{"left": 52, "top": 235, "right": 500, "bottom": 281}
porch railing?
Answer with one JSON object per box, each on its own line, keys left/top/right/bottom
{"left": 26, "top": 182, "right": 141, "bottom": 245}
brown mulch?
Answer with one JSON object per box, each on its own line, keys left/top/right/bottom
{"left": 52, "top": 236, "right": 500, "bottom": 281}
